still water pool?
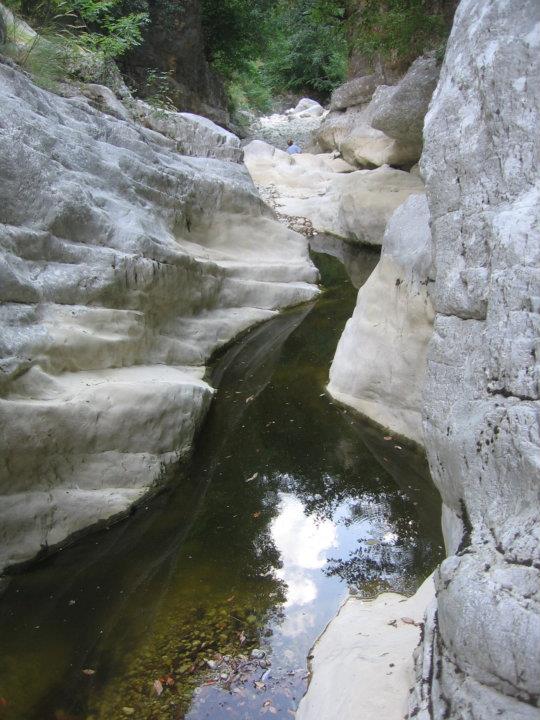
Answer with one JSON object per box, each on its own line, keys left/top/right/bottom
{"left": 0, "top": 247, "right": 443, "bottom": 720}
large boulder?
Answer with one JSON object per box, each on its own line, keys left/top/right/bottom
{"left": 370, "top": 54, "right": 440, "bottom": 148}
{"left": 318, "top": 105, "right": 420, "bottom": 168}
{"left": 410, "top": 1, "right": 540, "bottom": 718}
{"left": 0, "top": 64, "right": 318, "bottom": 572}
{"left": 286, "top": 97, "right": 325, "bottom": 118}
{"left": 131, "top": 100, "right": 243, "bottom": 162}
{"left": 328, "top": 194, "right": 434, "bottom": 444}
{"left": 329, "top": 74, "right": 379, "bottom": 111}
{"left": 317, "top": 55, "right": 439, "bottom": 168}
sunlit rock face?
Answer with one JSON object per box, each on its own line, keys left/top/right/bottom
{"left": 244, "top": 140, "right": 423, "bottom": 246}
{"left": 410, "top": 1, "right": 540, "bottom": 717}
{"left": 328, "top": 194, "right": 433, "bottom": 445}
{"left": 0, "top": 62, "right": 318, "bottom": 571}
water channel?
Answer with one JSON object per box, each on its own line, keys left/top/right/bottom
{"left": 0, "top": 245, "right": 443, "bottom": 720}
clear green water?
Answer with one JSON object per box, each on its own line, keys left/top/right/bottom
{"left": 0, "top": 248, "right": 443, "bottom": 720}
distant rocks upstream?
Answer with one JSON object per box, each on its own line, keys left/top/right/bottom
{"left": 316, "top": 54, "right": 439, "bottom": 169}
{"left": 243, "top": 140, "right": 423, "bottom": 246}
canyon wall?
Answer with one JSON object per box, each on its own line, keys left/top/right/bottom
{"left": 411, "top": 0, "right": 540, "bottom": 717}
{"left": 0, "top": 61, "right": 318, "bottom": 572}
{"left": 121, "top": 0, "right": 229, "bottom": 126}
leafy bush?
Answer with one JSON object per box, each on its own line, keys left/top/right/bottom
{"left": 201, "top": 0, "right": 277, "bottom": 78}
{"left": 226, "top": 61, "right": 273, "bottom": 113}
{"left": 350, "top": 0, "right": 447, "bottom": 66}
{"left": 265, "top": 0, "right": 348, "bottom": 98}
{"left": 17, "top": 0, "right": 149, "bottom": 59}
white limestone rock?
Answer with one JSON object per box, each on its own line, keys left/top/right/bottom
{"left": 296, "top": 575, "right": 435, "bottom": 720}
{"left": 329, "top": 74, "right": 379, "bottom": 111}
{"left": 0, "top": 63, "right": 318, "bottom": 571}
{"left": 317, "top": 56, "right": 438, "bottom": 168}
{"left": 244, "top": 140, "right": 424, "bottom": 246}
{"left": 328, "top": 194, "right": 433, "bottom": 444}
{"left": 132, "top": 100, "right": 243, "bottom": 162}
{"left": 370, "top": 54, "right": 439, "bottom": 148}
{"left": 77, "top": 82, "right": 133, "bottom": 121}
{"left": 286, "top": 97, "right": 325, "bottom": 118}
{"left": 410, "top": 1, "right": 540, "bottom": 718}
{"left": 245, "top": 103, "right": 326, "bottom": 153}
{"left": 317, "top": 104, "right": 419, "bottom": 168}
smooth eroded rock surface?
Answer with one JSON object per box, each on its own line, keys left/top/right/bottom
{"left": 370, "top": 54, "right": 440, "bottom": 148}
{"left": 244, "top": 140, "right": 424, "bottom": 246}
{"left": 411, "top": 1, "right": 540, "bottom": 717}
{"left": 296, "top": 575, "right": 435, "bottom": 720}
{"left": 329, "top": 74, "right": 379, "bottom": 111}
{"left": 0, "top": 64, "right": 318, "bottom": 571}
{"left": 328, "top": 194, "right": 433, "bottom": 445}
{"left": 317, "top": 104, "right": 420, "bottom": 168}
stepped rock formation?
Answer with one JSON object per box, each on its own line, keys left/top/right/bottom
{"left": 0, "top": 62, "right": 318, "bottom": 572}
{"left": 411, "top": 0, "right": 540, "bottom": 716}
{"left": 327, "top": 194, "right": 433, "bottom": 445}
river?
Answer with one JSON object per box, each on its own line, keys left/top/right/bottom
{"left": 0, "top": 245, "right": 443, "bottom": 720}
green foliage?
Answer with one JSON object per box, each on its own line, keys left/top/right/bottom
{"left": 226, "top": 61, "right": 273, "bottom": 112}
{"left": 142, "top": 68, "right": 177, "bottom": 109}
{"left": 350, "top": 0, "right": 447, "bottom": 65}
{"left": 18, "top": 0, "right": 149, "bottom": 59}
{"left": 265, "top": 0, "right": 348, "bottom": 97}
{"left": 200, "top": 0, "right": 347, "bottom": 107}
{"left": 201, "top": 0, "right": 277, "bottom": 78}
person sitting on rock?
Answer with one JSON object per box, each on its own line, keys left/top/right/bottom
{"left": 287, "top": 139, "right": 302, "bottom": 155}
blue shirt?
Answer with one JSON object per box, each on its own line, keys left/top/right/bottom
{"left": 287, "top": 144, "right": 302, "bottom": 154}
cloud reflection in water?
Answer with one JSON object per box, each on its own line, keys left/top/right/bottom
{"left": 271, "top": 492, "right": 338, "bottom": 610}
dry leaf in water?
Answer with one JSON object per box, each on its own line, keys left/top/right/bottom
{"left": 153, "top": 679, "right": 164, "bottom": 696}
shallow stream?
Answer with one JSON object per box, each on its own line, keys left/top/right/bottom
{"left": 0, "top": 246, "right": 443, "bottom": 720}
